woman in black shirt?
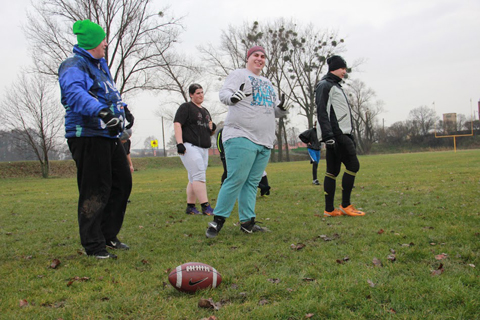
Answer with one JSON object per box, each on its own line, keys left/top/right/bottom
{"left": 173, "top": 84, "right": 216, "bottom": 215}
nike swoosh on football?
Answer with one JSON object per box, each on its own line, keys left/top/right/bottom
{"left": 189, "top": 277, "right": 208, "bottom": 286}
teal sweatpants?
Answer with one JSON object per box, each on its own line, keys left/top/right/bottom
{"left": 213, "top": 137, "right": 271, "bottom": 222}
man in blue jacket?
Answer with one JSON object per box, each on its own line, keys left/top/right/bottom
{"left": 59, "top": 19, "right": 134, "bottom": 259}
{"left": 316, "top": 55, "right": 365, "bottom": 218}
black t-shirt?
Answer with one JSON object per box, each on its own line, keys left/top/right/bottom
{"left": 174, "top": 102, "right": 214, "bottom": 148}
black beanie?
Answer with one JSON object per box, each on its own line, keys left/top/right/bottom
{"left": 327, "top": 55, "right": 347, "bottom": 72}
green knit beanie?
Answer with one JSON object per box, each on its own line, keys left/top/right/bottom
{"left": 73, "top": 19, "right": 106, "bottom": 50}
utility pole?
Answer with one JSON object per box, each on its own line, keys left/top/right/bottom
{"left": 161, "top": 117, "right": 166, "bottom": 157}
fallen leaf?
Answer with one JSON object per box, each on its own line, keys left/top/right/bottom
{"left": 389, "top": 248, "right": 396, "bottom": 254}
{"left": 305, "top": 313, "right": 315, "bottom": 318}
{"left": 367, "top": 279, "right": 376, "bottom": 287}
{"left": 200, "top": 316, "right": 218, "bottom": 320}
{"left": 435, "top": 253, "right": 448, "bottom": 260}
{"left": 267, "top": 278, "right": 281, "bottom": 284}
{"left": 431, "top": 263, "right": 444, "bottom": 276}
{"left": 198, "top": 298, "right": 221, "bottom": 311}
{"left": 67, "top": 276, "right": 90, "bottom": 286}
{"left": 336, "top": 259, "right": 345, "bottom": 264}
{"left": 290, "top": 243, "right": 306, "bottom": 251}
{"left": 468, "top": 264, "right": 475, "bottom": 268}
{"left": 303, "top": 277, "right": 315, "bottom": 282}
{"left": 287, "top": 288, "right": 294, "bottom": 292}
{"left": 50, "top": 259, "right": 61, "bottom": 269}
{"left": 387, "top": 254, "right": 396, "bottom": 262}
{"left": 319, "top": 235, "right": 332, "bottom": 241}
{"left": 378, "top": 229, "right": 385, "bottom": 234}
{"left": 141, "top": 259, "right": 149, "bottom": 264}
{"left": 389, "top": 308, "right": 397, "bottom": 314}
{"left": 258, "top": 299, "right": 269, "bottom": 306}
{"left": 19, "top": 299, "right": 28, "bottom": 307}
{"left": 372, "top": 257, "right": 383, "bottom": 267}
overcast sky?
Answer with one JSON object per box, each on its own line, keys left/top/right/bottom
{"left": 1, "top": 0, "right": 479, "bottom": 148}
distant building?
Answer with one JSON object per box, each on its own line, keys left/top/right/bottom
{"left": 443, "top": 113, "right": 457, "bottom": 134}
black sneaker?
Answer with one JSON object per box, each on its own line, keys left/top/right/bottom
{"left": 240, "top": 218, "right": 270, "bottom": 234}
{"left": 260, "top": 186, "right": 271, "bottom": 196}
{"left": 90, "top": 250, "right": 117, "bottom": 260}
{"left": 106, "top": 239, "right": 130, "bottom": 250}
{"left": 312, "top": 179, "right": 321, "bottom": 185}
{"left": 206, "top": 216, "right": 225, "bottom": 238}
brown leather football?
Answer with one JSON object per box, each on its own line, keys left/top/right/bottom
{"left": 168, "top": 262, "right": 222, "bottom": 293}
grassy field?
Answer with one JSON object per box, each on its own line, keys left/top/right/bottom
{"left": 0, "top": 150, "right": 479, "bottom": 319}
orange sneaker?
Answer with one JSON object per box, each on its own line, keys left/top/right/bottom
{"left": 340, "top": 204, "right": 365, "bottom": 216}
{"left": 324, "top": 209, "right": 344, "bottom": 217}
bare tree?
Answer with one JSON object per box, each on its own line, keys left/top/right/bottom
{"left": 345, "top": 79, "right": 384, "bottom": 154}
{"left": 0, "top": 75, "right": 64, "bottom": 177}
{"left": 407, "top": 105, "right": 438, "bottom": 136}
{"left": 386, "top": 121, "right": 410, "bottom": 145}
{"left": 456, "top": 113, "right": 467, "bottom": 131}
{"left": 24, "top": 0, "right": 194, "bottom": 97}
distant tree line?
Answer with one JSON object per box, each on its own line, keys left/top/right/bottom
{"left": 1, "top": 0, "right": 477, "bottom": 177}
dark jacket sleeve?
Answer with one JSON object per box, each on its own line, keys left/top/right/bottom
{"left": 315, "top": 81, "right": 334, "bottom": 141}
{"left": 299, "top": 129, "right": 311, "bottom": 144}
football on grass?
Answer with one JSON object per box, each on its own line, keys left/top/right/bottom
{"left": 168, "top": 262, "right": 222, "bottom": 293}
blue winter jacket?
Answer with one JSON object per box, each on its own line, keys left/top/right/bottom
{"left": 58, "top": 45, "right": 126, "bottom": 138}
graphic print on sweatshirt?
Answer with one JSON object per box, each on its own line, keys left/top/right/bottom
{"left": 249, "top": 76, "right": 277, "bottom": 111}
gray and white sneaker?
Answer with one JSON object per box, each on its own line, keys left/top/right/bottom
{"left": 106, "top": 239, "right": 130, "bottom": 250}
{"left": 91, "top": 250, "right": 117, "bottom": 260}
{"left": 240, "top": 218, "right": 270, "bottom": 234}
{"left": 206, "top": 216, "right": 225, "bottom": 238}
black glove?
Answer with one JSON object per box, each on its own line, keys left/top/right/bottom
{"left": 211, "top": 122, "right": 217, "bottom": 134}
{"left": 99, "top": 108, "right": 123, "bottom": 136}
{"left": 325, "top": 138, "right": 336, "bottom": 152}
{"left": 124, "top": 106, "right": 134, "bottom": 129}
{"left": 230, "top": 83, "right": 251, "bottom": 103}
{"left": 177, "top": 143, "right": 186, "bottom": 155}
{"left": 277, "top": 94, "right": 287, "bottom": 111}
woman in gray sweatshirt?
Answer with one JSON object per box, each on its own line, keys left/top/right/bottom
{"left": 206, "top": 46, "right": 288, "bottom": 238}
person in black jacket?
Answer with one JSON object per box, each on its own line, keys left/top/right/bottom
{"left": 315, "top": 55, "right": 365, "bottom": 217}
{"left": 299, "top": 122, "right": 322, "bottom": 185}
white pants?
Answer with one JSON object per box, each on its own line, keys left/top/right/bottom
{"left": 179, "top": 143, "right": 209, "bottom": 182}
